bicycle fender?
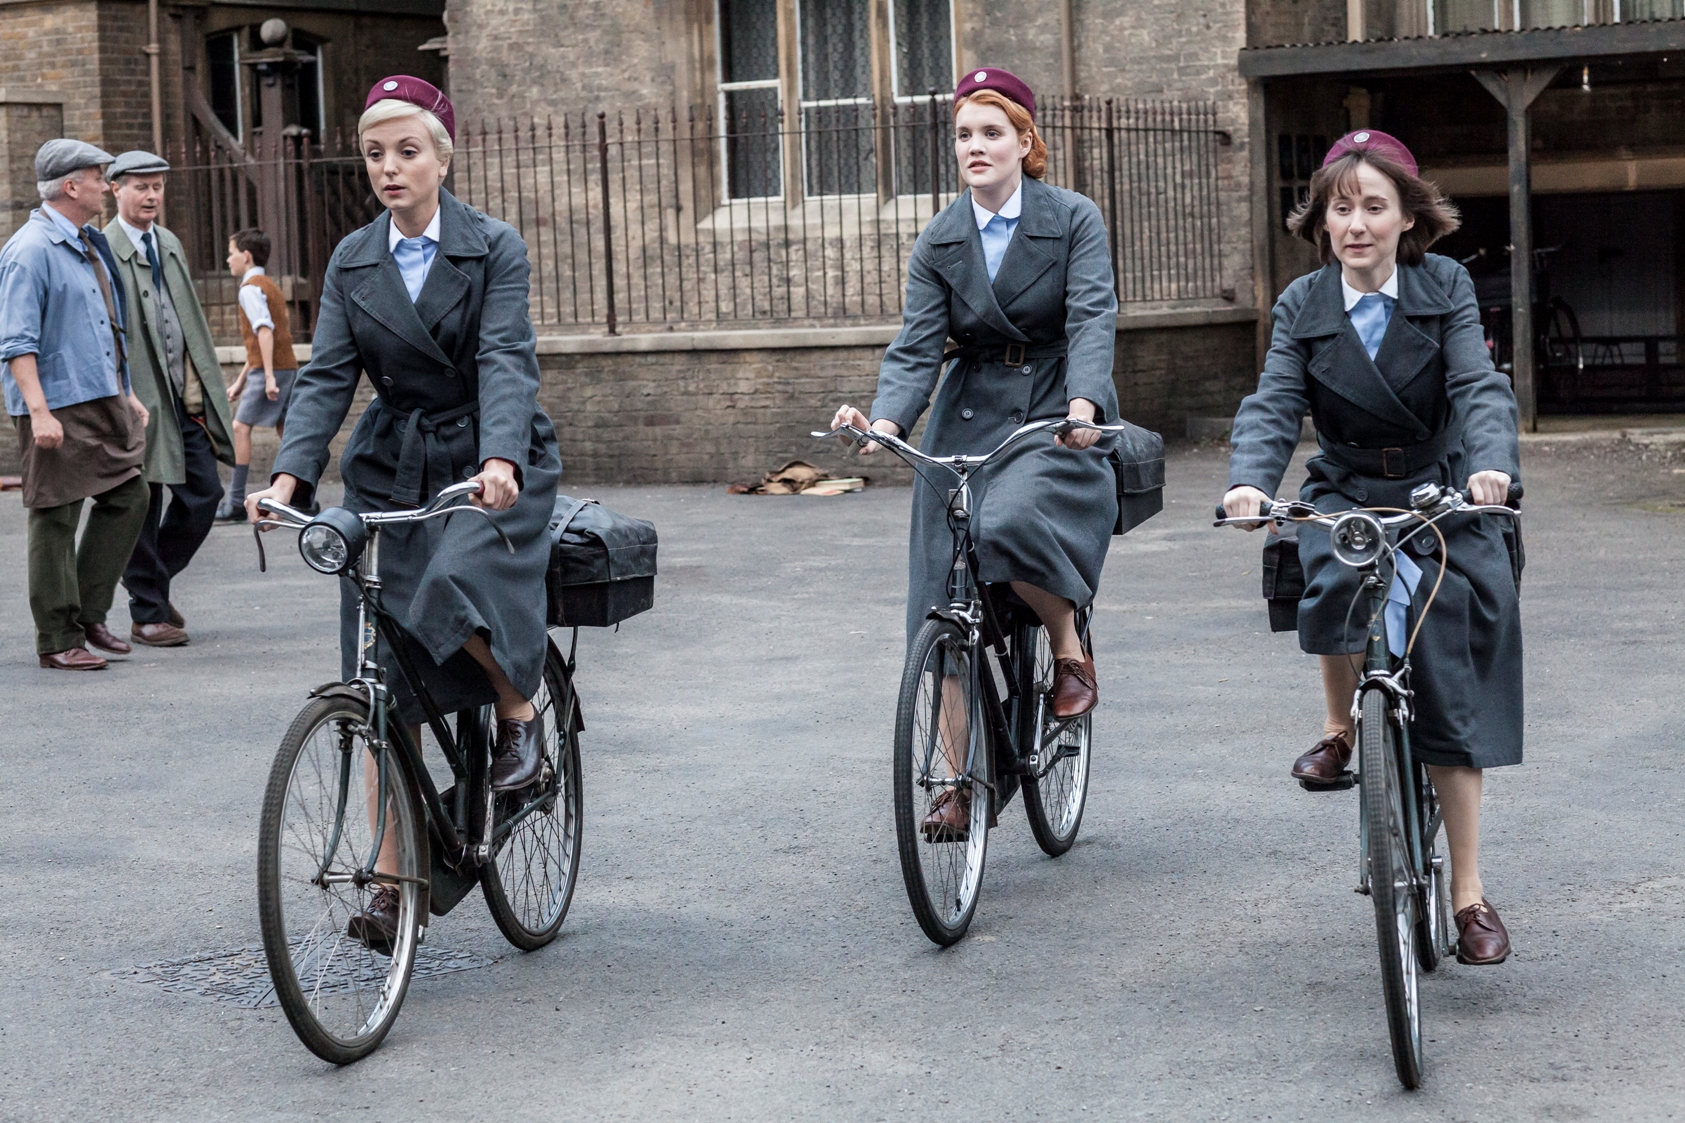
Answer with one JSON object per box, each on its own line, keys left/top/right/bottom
{"left": 307, "top": 682, "right": 370, "bottom": 709}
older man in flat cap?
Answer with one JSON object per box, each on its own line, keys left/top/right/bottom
{"left": 104, "top": 150, "right": 235, "bottom": 646}
{"left": 0, "top": 139, "right": 151, "bottom": 670}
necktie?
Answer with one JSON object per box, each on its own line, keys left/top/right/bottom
{"left": 140, "top": 230, "right": 164, "bottom": 294}
{"left": 394, "top": 236, "right": 433, "bottom": 302}
{"left": 77, "top": 228, "right": 126, "bottom": 372}
{"left": 982, "top": 214, "right": 1013, "bottom": 282}
{"left": 1350, "top": 292, "right": 1394, "bottom": 360}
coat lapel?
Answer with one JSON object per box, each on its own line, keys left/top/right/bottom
{"left": 925, "top": 193, "right": 1029, "bottom": 342}
{"left": 412, "top": 192, "right": 486, "bottom": 333}
{"left": 1372, "top": 261, "right": 1453, "bottom": 395}
{"left": 347, "top": 211, "right": 455, "bottom": 367}
{"left": 1292, "top": 264, "right": 1430, "bottom": 437}
{"left": 989, "top": 177, "right": 1059, "bottom": 313}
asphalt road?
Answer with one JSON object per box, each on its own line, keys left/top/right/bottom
{"left": 1, "top": 437, "right": 1682, "bottom": 1122}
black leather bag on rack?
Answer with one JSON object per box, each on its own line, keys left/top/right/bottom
{"left": 1109, "top": 421, "right": 1166, "bottom": 535}
{"left": 546, "top": 495, "right": 659, "bottom": 627}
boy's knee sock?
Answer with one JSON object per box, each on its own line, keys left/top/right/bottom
{"left": 230, "top": 464, "right": 250, "bottom": 504}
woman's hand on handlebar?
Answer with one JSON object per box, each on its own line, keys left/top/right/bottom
{"left": 1222, "top": 485, "right": 1272, "bottom": 531}
{"left": 1467, "top": 470, "right": 1511, "bottom": 506}
{"left": 470, "top": 458, "right": 520, "bottom": 511}
{"left": 831, "top": 405, "right": 899, "bottom": 454}
{"left": 245, "top": 474, "right": 299, "bottom": 526}
{"left": 1056, "top": 398, "right": 1100, "bottom": 450}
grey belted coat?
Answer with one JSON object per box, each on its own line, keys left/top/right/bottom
{"left": 870, "top": 176, "right": 1120, "bottom": 638}
{"left": 272, "top": 189, "right": 562, "bottom": 721}
{"left": 1228, "top": 255, "right": 1523, "bottom": 769}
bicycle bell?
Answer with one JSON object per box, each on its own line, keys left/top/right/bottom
{"left": 1329, "top": 510, "right": 1386, "bottom": 568}
{"left": 1410, "top": 482, "right": 1446, "bottom": 511}
{"left": 298, "top": 506, "right": 369, "bottom": 575}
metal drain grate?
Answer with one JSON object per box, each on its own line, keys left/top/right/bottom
{"left": 114, "top": 944, "right": 496, "bottom": 1008}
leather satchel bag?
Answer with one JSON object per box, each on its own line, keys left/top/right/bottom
{"left": 547, "top": 495, "right": 658, "bottom": 627}
{"left": 1109, "top": 421, "right": 1166, "bottom": 535}
{"left": 1261, "top": 520, "right": 1305, "bottom": 633}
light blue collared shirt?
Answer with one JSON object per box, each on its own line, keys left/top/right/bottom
{"left": 1342, "top": 269, "right": 1398, "bottom": 360}
{"left": 0, "top": 206, "right": 127, "bottom": 416}
{"left": 972, "top": 182, "right": 1023, "bottom": 283}
{"left": 389, "top": 207, "right": 441, "bottom": 302}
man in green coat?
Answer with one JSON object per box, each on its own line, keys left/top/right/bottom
{"left": 104, "top": 151, "right": 236, "bottom": 648}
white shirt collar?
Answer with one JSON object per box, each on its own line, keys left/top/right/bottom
{"left": 972, "top": 181, "right": 1024, "bottom": 230}
{"left": 1342, "top": 267, "right": 1399, "bottom": 312}
{"left": 241, "top": 266, "right": 266, "bottom": 282}
{"left": 117, "top": 216, "right": 154, "bottom": 251}
{"left": 389, "top": 207, "right": 442, "bottom": 251}
{"left": 41, "top": 202, "right": 85, "bottom": 241}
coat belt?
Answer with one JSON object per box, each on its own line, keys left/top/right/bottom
{"left": 948, "top": 340, "right": 1070, "bottom": 366}
{"left": 1316, "top": 424, "right": 1457, "bottom": 481}
{"left": 385, "top": 398, "right": 481, "bottom": 506}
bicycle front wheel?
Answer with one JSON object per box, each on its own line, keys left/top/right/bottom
{"left": 893, "top": 617, "right": 990, "bottom": 946}
{"left": 258, "top": 693, "right": 426, "bottom": 1064}
{"left": 1020, "top": 622, "right": 1092, "bottom": 856}
{"left": 1360, "top": 687, "right": 1424, "bottom": 1089}
{"left": 1415, "top": 771, "right": 1453, "bottom": 972}
{"left": 482, "top": 639, "right": 584, "bottom": 950}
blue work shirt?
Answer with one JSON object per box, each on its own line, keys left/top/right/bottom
{"left": 972, "top": 181, "right": 1022, "bottom": 283}
{"left": 0, "top": 205, "right": 129, "bottom": 417}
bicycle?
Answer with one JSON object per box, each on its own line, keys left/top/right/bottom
{"left": 251, "top": 481, "right": 584, "bottom": 1063}
{"left": 1214, "top": 482, "right": 1520, "bottom": 1088}
{"left": 819, "top": 418, "right": 1132, "bottom": 946}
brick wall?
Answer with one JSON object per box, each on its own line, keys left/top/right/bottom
{"left": 0, "top": 2, "right": 103, "bottom": 142}
{"left": 1246, "top": 0, "right": 1345, "bottom": 48}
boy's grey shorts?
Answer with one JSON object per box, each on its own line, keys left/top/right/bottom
{"left": 234, "top": 367, "right": 297, "bottom": 428}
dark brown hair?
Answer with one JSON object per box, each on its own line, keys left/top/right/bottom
{"left": 1287, "top": 151, "right": 1460, "bottom": 266}
{"left": 231, "top": 227, "right": 271, "bottom": 268}
{"left": 954, "top": 90, "right": 1047, "bottom": 180}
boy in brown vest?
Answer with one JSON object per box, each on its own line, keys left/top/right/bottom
{"left": 215, "top": 227, "right": 298, "bottom": 520}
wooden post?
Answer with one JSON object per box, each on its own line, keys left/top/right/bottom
{"left": 1474, "top": 66, "right": 1560, "bottom": 432}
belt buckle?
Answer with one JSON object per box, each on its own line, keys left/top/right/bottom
{"left": 1004, "top": 343, "right": 1025, "bottom": 366}
{"left": 1381, "top": 447, "right": 1405, "bottom": 478}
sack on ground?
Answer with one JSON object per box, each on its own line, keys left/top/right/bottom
{"left": 1110, "top": 421, "right": 1166, "bottom": 535}
{"left": 547, "top": 495, "right": 658, "bottom": 627}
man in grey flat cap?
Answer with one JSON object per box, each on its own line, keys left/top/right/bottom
{"left": 104, "top": 150, "right": 236, "bottom": 647}
{"left": 0, "top": 139, "right": 151, "bottom": 670}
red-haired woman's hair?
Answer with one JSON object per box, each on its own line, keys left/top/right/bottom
{"left": 954, "top": 89, "right": 1046, "bottom": 179}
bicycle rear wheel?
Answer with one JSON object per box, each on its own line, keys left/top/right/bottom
{"left": 258, "top": 693, "right": 426, "bottom": 1064}
{"left": 893, "top": 617, "right": 990, "bottom": 946}
{"left": 1360, "top": 687, "right": 1425, "bottom": 1089}
{"left": 1415, "top": 770, "right": 1453, "bottom": 972}
{"left": 1020, "top": 622, "right": 1092, "bottom": 856}
{"left": 482, "top": 639, "right": 584, "bottom": 950}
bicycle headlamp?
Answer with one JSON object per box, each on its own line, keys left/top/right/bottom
{"left": 298, "top": 506, "right": 368, "bottom": 575}
{"left": 1330, "top": 511, "right": 1386, "bottom": 569}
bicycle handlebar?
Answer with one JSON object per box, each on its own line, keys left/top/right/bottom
{"left": 252, "top": 480, "right": 514, "bottom": 573}
{"left": 813, "top": 417, "right": 1136, "bottom": 474}
{"left": 1211, "top": 483, "right": 1521, "bottom": 531}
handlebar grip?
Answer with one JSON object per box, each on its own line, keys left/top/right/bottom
{"left": 1215, "top": 498, "right": 1274, "bottom": 521}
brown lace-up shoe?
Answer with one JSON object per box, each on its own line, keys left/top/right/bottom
{"left": 1050, "top": 656, "right": 1098, "bottom": 718}
{"left": 346, "top": 886, "right": 401, "bottom": 954}
{"left": 39, "top": 646, "right": 107, "bottom": 671}
{"left": 920, "top": 788, "right": 971, "bottom": 844}
{"left": 1454, "top": 898, "right": 1512, "bottom": 965}
{"left": 83, "top": 622, "right": 131, "bottom": 655}
{"left": 490, "top": 713, "right": 545, "bottom": 791}
{"left": 131, "top": 621, "right": 190, "bottom": 647}
{"left": 1291, "top": 731, "right": 1352, "bottom": 784}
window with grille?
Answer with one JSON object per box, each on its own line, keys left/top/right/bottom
{"left": 888, "top": 0, "right": 955, "bottom": 199}
{"left": 798, "top": 0, "right": 874, "bottom": 195}
{"left": 1278, "top": 132, "right": 1327, "bottom": 230}
{"left": 718, "top": 0, "right": 782, "bottom": 199}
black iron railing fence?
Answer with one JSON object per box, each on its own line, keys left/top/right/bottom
{"left": 165, "top": 96, "right": 1232, "bottom": 339}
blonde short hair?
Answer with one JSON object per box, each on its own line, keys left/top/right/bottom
{"left": 357, "top": 99, "right": 454, "bottom": 163}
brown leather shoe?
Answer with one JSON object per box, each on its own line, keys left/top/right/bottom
{"left": 1291, "top": 731, "right": 1352, "bottom": 784}
{"left": 920, "top": 788, "right": 971, "bottom": 844}
{"left": 1050, "top": 656, "right": 1098, "bottom": 718}
{"left": 167, "top": 602, "right": 185, "bottom": 628}
{"left": 346, "top": 886, "right": 401, "bottom": 954}
{"left": 490, "top": 713, "right": 545, "bottom": 791}
{"left": 39, "top": 646, "right": 107, "bottom": 671}
{"left": 131, "top": 621, "right": 189, "bottom": 647}
{"left": 83, "top": 622, "right": 131, "bottom": 655}
{"left": 1454, "top": 898, "right": 1512, "bottom": 965}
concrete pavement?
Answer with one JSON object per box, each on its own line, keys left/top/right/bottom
{"left": 1, "top": 438, "right": 1682, "bottom": 1121}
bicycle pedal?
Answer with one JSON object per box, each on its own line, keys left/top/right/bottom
{"left": 1298, "top": 770, "right": 1357, "bottom": 792}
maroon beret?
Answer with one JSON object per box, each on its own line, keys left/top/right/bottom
{"left": 365, "top": 75, "right": 456, "bottom": 142}
{"left": 954, "top": 67, "right": 1035, "bottom": 121}
{"left": 1322, "top": 128, "right": 1417, "bottom": 178}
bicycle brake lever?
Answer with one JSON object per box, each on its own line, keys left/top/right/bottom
{"left": 252, "top": 523, "right": 267, "bottom": 573}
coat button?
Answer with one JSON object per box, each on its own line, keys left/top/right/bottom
{"left": 381, "top": 376, "right": 394, "bottom": 387}
{"left": 1010, "top": 412, "right": 1023, "bottom": 423}
{"left": 463, "top": 466, "right": 477, "bottom": 479}
{"left": 457, "top": 416, "right": 469, "bottom": 427}
{"left": 1355, "top": 489, "right": 1369, "bottom": 502}
{"left": 961, "top": 408, "right": 974, "bottom": 420}
{"left": 1021, "top": 365, "right": 1032, "bottom": 374}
